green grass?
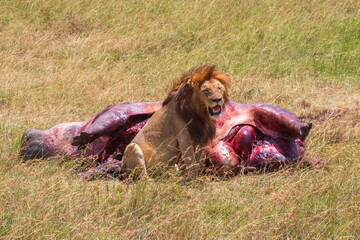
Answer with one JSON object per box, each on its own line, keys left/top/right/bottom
{"left": 1, "top": 0, "right": 360, "bottom": 238}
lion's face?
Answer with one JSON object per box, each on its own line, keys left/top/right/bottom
{"left": 163, "top": 65, "right": 230, "bottom": 145}
{"left": 200, "top": 79, "right": 227, "bottom": 120}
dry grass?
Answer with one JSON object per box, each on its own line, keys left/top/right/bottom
{"left": 1, "top": 0, "right": 360, "bottom": 239}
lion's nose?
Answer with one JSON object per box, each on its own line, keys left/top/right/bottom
{"left": 212, "top": 98, "right": 222, "bottom": 103}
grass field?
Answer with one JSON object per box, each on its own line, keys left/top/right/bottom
{"left": 1, "top": 0, "right": 360, "bottom": 238}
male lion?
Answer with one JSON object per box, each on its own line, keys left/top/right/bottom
{"left": 120, "top": 65, "right": 231, "bottom": 179}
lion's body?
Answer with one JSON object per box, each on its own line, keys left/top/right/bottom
{"left": 122, "top": 101, "right": 192, "bottom": 172}
{"left": 120, "top": 65, "right": 231, "bottom": 178}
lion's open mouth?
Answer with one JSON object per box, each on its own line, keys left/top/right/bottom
{"left": 209, "top": 105, "right": 222, "bottom": 116}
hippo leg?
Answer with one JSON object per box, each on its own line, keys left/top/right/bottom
{"left": 230, "top": 125, "right": 256, "bottom": 162}
{"left": 253, "top": 104, "right": 312, "bottom": 141}
{"left": 72, "top": 102, "right": 161, "bottom": 149}
{"left": 72, "top": 132, "right": 93, "bottom": 150}
{"left": 20, "top": 129, "right": 54, "bottom": 161}
{"left": 71, "top": 105, "right": 117, "bottom": 149}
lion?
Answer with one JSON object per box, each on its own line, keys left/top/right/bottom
{"left": 119, "top": 65, "right": 231, "bottom": 179}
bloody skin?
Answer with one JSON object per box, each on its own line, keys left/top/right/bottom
{"left": 20, "top": 101, "right": 316, "bottom": 177}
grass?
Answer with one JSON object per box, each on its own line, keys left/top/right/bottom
{"left": 0, "top": 0, "right": 359, "bottom": 238}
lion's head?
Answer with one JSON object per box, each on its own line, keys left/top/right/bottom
{"left": 163, "top": 65, "right": 231, "bottom": 145}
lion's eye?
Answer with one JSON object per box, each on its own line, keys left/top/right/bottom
{"left": 204, "top": 89, "right": 210, "bottom": 95}
{"left": 218, "top": 87, "right": 223, "bottom": 91}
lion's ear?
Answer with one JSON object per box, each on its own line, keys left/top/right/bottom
{"left": 186, "top": 77, "right": 202, "bottom": 89}
{"left": 213, "top": 72, "right": 231, "bottom": 89}
{"left": 186, "top": 78, "right": 196, "bottom": 89}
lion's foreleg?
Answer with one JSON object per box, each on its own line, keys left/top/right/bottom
{"left": 121, "top": 143, "right": 148, "bottom": 179}
{"left": 177, "top": 133, "right": 201, "bottom": 179}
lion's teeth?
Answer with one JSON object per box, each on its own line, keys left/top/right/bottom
{"left": 212, "top": 106, "right": 221, "bottom": 113}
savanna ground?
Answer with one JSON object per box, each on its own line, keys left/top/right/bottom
{"left": 1, "top": 0, "right": 360, "bottom": 239}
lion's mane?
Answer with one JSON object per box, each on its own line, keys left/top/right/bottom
{"left": 163, "top": 65, "right": 231, "bottom": 146}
